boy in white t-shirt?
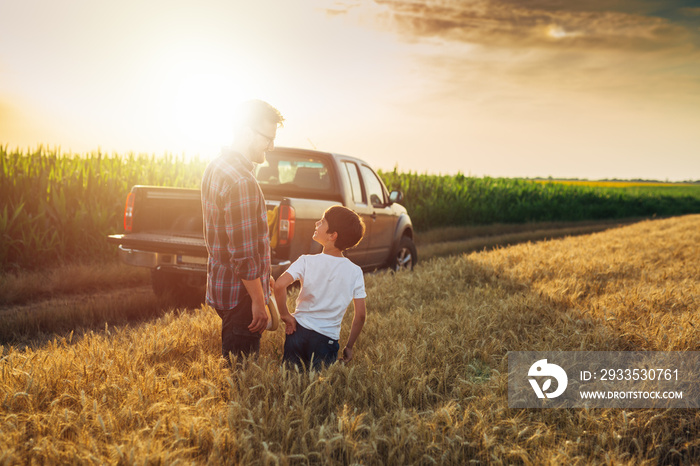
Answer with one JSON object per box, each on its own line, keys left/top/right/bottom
{"left": 273, "top": 205, "right": 367, "bottom": 370}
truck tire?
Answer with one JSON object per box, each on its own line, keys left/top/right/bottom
{"left": 151, "top": 269, "right": 205, "bottom": 306}
{"left": 389, "top": 236, "right": 417, "bottom": 272}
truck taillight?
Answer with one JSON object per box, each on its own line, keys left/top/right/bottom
{"left": 278, "top": 204, "right": 295, "bottom": 245}
{"left": 124, "top": 192, "right": 135, "bottom": 232}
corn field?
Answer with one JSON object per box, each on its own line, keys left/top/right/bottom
{"left": 2, "top": 146, "right": 699, "bottom": 271}
{"left": 379, "top": 170, "right": 700, "bottom": 230}
{"left": 0, "top": 146, "right": 206, "bottom": 270}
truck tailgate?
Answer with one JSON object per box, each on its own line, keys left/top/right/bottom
{"left": 107, "top": 232, "right": 206, "bottom": 256}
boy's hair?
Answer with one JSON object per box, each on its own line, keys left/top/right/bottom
{"left": 324, "top": 206, "right": 365, "bottom": 251}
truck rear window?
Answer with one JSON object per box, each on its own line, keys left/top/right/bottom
{"left": 256, "top": 152, "right": 338, "bottom": 200}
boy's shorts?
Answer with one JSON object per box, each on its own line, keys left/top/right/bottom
{"left": 284, "top": 323, "right": 339, "bottom": 371}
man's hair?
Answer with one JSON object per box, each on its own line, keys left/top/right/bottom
{"left": 324, "top": 206, "right": 365, "bottom": 251}
{"left": 235, "top": 99, "right": 285, "bottom": 130}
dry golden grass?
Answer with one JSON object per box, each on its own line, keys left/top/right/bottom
{"left": 1, "top": 215, "right": 698, "bottom": 464}
{"left": 470, "top": 214, "right": 700, "bottom": 351}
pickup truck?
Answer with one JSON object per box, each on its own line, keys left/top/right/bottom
{"left": 107, "top": 147, "right": 417, "bottom": 301}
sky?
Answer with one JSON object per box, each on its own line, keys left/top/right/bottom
{"left": 1, "top": 0, "right": 699, "bottom": 181}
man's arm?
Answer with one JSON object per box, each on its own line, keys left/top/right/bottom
{"left": 241, "top": 277, "right": 268, "bottom": 334}
{"left": 341, "top": 298, "right": 366, "bottom": 362}
{"left": 274, "top": 272, "right": 297, "bottom": 335}
{"left": 226, "top": 180, "right": 266, "bottom": 274}
{"left": 225, "top": 177, "right": 271, "bottom": 333}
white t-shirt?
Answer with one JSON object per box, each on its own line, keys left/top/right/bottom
{"left": 285, "top": 253, "right": 366, "bottom": 340}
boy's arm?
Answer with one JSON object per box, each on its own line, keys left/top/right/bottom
{"left": 341, "top": 298, "right": 366, "bottom": 362}
{"left": 274, "top": 272, "right": 297, "bottom": 335}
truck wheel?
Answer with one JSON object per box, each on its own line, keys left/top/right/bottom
{"left": 390, "top": 236, "right": 417, "bottom": 272}
{"left": 151, "top": 269, "right": 205, "bottom": 306}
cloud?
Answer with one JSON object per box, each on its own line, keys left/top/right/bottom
{"left": 400, "top": 0, "right": 691, "bottom": 50}
{"left": 680, "top": 6, "right": 700, "bottom": 17}
{"left": 321, "top": 0, "right": 699, "bottom": 51}
{"left": 319, "top": 0, "right": 700, "bottom": 102}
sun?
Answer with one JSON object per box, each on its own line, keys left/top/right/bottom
{"left": 171, "top": 72, "right": 237, "bottom": 149}
{"left": 147, "top": 37, "right": 285, "bottom": 157}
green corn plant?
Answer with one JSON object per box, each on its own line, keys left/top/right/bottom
{"left": 1, "top": 145, "right": 699, "bottom": 270}
{"left": 0, "top": 203, "right": 26, "bottom": 267}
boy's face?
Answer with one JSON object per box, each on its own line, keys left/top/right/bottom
{"left": 313, "top": 216, "right": 336, "bottom": 247}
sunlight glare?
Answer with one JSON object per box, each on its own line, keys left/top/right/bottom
{"left": 149, "top": 37, "right": 270, "bottom": 157}
{"left": 172, "top": 72, "right": 237, "bottom": 150}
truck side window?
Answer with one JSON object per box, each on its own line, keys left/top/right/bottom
{"left": 360, "top": 165, "right": 387, "bottom": 208}
{"left": 343, "top": 162, "right": 365, "bottom": 205}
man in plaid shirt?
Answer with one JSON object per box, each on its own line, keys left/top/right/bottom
{"left": 201, "top": 99, "right": 284, "bottom": 364}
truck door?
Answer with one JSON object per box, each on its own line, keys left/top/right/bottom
{"left": 339, "top": 161, "right": 372, "bottom": 266}
{"left": 359, "top": 164, "right": 396, "bottom": 267}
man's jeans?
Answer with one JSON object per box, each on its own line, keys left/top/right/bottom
{"left": 216, "top": 293, "right": 261, "bottom": 364}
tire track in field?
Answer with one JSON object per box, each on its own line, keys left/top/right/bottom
{"left": 417, "top": 219, "right": 642, "bottom": 261}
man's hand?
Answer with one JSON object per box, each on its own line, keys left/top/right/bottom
{"left": 281, "top": 314, "right": 297, "bottom": 335}
{"left": 241, "top": 277, "right": 270, "bottom": 334}
{"left": 248, "top": 300, "right": 269, "bottom": 334}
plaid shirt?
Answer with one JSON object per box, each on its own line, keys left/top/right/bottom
{"left": 201, "top": 149, "right": 271, "bottom": 311}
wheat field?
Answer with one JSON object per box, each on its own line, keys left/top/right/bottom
{"left": 1, "top": 215, "right": 698, "bottom": 464}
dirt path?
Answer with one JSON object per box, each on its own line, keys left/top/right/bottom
{"left": 2, "top": 218, "right": 644, "bottom": 314}
{"left": 0, "top": 285, "right": 153, "bottom": 315}
{"left": 0, "top": 285, "right": 162, "bottom": 348}
{"left": 417, "top": 218, "right": 643, "bottom": 260}
{"left": 0, "top": 217, "right": 648, "bottom": 347}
